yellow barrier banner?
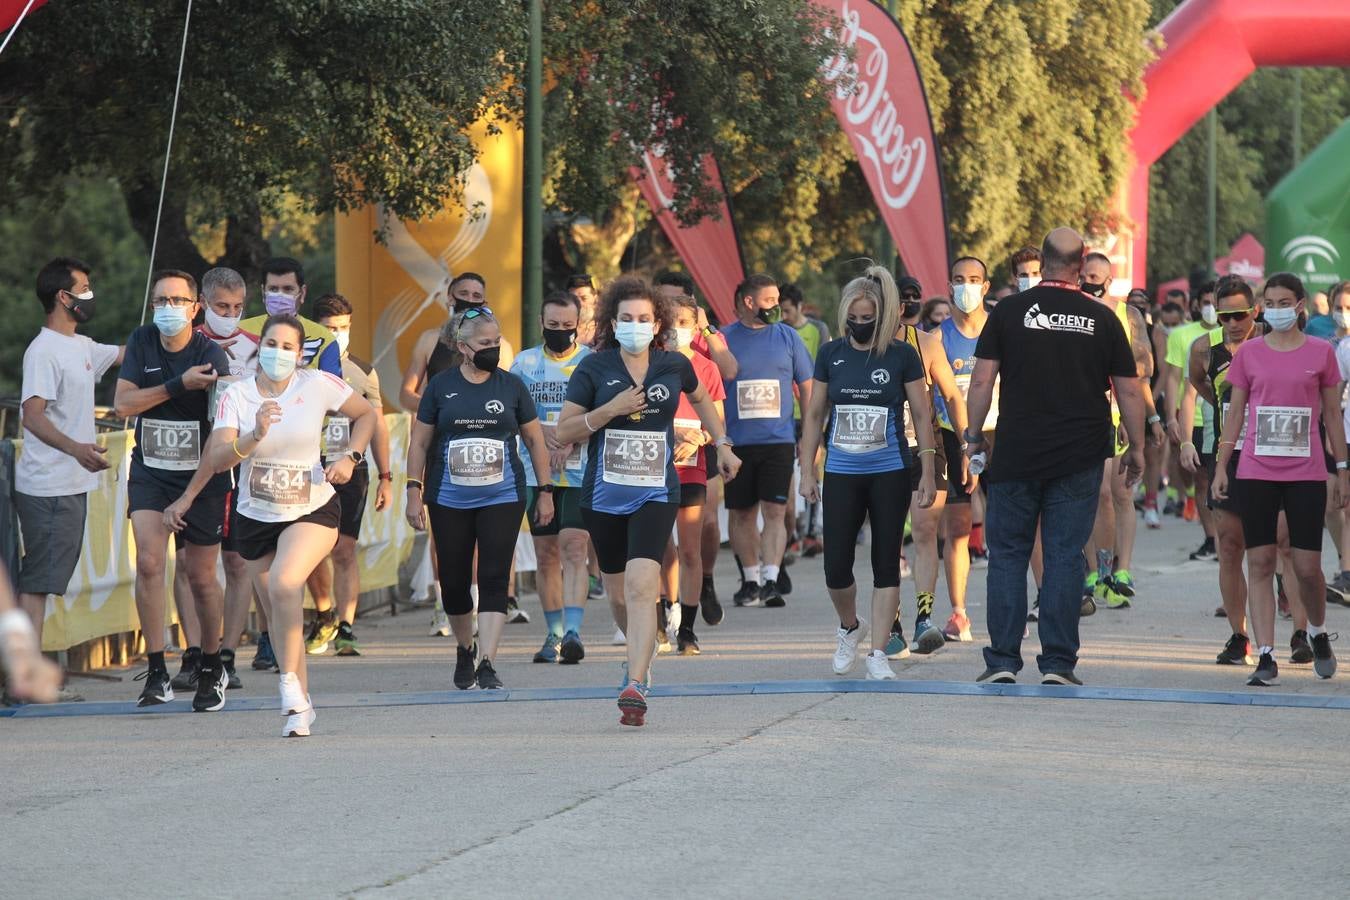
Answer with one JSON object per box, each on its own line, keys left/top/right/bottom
{"left": 15, "top": 414, "right": 417, "bottom": 652}
{"left": 336, "top": 115, "right": 524, "bottom": 411}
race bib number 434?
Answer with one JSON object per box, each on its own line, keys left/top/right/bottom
{"left": 602, "top": 429, "right": 667, "bottom": 486}
{"left": 248, "top": 460, "right": 312, "bottom": 514}
{"left": 736, "top": 379, "right": 781, "bottom": 420}
{"left": 1253, "top": 405, "right": 1311, "bottom": 458}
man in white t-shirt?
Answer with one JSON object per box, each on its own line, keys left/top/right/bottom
{"left": 15, "top": 257, "right": 124, "bottom": 651}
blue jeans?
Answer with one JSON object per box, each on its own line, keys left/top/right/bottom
{"left": 983, "top": 463, "right": 1103, "bottom": 675}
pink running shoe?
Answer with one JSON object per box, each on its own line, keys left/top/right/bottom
{"left": 943, "top": 610, "right": 973, "bottom": 643}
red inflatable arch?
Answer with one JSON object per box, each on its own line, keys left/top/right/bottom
{"left": 1127, "top": 0, "right": 1350, "bottom": 286}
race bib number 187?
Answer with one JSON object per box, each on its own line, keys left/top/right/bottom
{"left": 832, "top": 404, "right": 887, "bottom": 453}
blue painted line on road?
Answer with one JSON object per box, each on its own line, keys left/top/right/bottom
{"left": 4, "top": 678, "right": 1348, "bottom": 719}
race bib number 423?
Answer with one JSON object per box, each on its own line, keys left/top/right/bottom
{"left": 141, "top": 418, "right": 201, "bottom": 470}
{"left": 602, "top": 429, "right": 667, "bottom": 487}
{"left": 1253, "top": 405, "right": 1311, "bottom": 458}
{"left": 736, "top": 379, "right": 781, "bottom": 420}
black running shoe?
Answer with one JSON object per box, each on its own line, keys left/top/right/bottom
{"left": 454, "top": 643, "right": 478, "bottom": 690}
{"left": 761, "top": 582, "right": 786, "bottom": 608}
{"left": 252, "top": 631, "right": 278, "bottom": 671}
{"left": 170, "top": 647, "right": 201, "bottom": 691}
{"left": 733, "top": 581, "right": 761, "bottom": 608}
{"left": 559, "top": 629, "right": 586, "bottom": 664}
{"left": 135, "top": 667, "right": 174, "bottom": 707}
{"left": 1247, "top": 652, "right": 1278, "bottom": 686}
{"left": 1216, "top": 633, "right": 1252, "bottom": 665}
{"left": 1311, "top": 631, "right": 1337, "bottom": 679}
{"left": 475, "top": 658, "right": 503, "bottom": 690}
{"left": 1189, "top": 537, "right": 1217, "bottom": 561}
{"left": 677, "top": 631, "right": 701, "bottom": 655}
{"left": 776, "top": 565, "right": 793, "bottom": 595}
{"left": 1290, "top": 629, "right": 1314, "bottom": 664}
{"left": 1041, "top": 671, "right": 1083, "bottom": 686}
{"left": 220, "top": 648, "right": 242, "bottom": 689}
{"left": 700, "top": 577, "right": 724, "bottom": 626}
{"left": 1080, "top": 596, "right": 1097, "bottom": 617}
{"left": 192, "top": 662, "right": 227, "bottom": 712}
{"left": 976, "top": 667, "right": 1016, "bottom": 684}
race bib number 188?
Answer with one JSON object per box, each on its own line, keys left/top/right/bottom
{"left": 447, "top": 438, "right": 505, "bottom": 486}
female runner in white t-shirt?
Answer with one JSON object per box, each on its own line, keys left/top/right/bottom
{"left": 169, "top": 315, "right": 378, "bottom": 736}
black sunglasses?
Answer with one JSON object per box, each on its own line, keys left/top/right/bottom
{"left": 1217, "top": 308, "right": 1253, "bottom": 323}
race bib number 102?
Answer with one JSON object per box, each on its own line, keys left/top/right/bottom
{"left": 141, "top": 418, "right": 201, "bottom": 470}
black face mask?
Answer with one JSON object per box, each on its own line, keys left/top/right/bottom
{"left": 542, "top": 327, "right": 576, "bottom": 354}
{"left": 846, "top": 319, "right": 877, "bottom": 345}
{"left": 755, "top": 305, "right": 782, "bottom": 326}
{"left": 454, "top": 300, "right": 485, "bottom": 314}
{"left": 902, "top": 300, "right": 921, "bottom": 320}
{"left": 64, "top": 293, "right": 96, "bottom": 323}
{"left": 470, "top": 346, "right": 501, "bottom": 372}
{"left": 1080, "top": 281, "right": 1107, "bottom": 298}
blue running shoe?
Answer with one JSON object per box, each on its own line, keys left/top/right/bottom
{"left": 533, "top": 634, "right": 560, "bottom": 663}
{"left": 884, "top": 622, "right": 910, "bottom": 659}
{"left": 559, "top": 630, "right": 585, "bottom": 665}
{"left": 252, "top": 632, "right": 277, "bottom": 671}
{"left": 912, "top": 618, "right": 945, "bottom": 655}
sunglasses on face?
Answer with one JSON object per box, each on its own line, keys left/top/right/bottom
{"left": 1217, "top": 308, "right": 1253, "bottom": 323}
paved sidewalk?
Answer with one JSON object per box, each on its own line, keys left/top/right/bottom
{"left": 4, "top": 513, "right": 1349, "bottom": 897}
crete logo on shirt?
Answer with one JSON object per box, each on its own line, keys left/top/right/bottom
{"left": 1023, "top": 303, "right": 1095, "bottom": 336}
{"left": 485, "top": 400, "right": 504, "bottom": 414}
{"left": 647, "top": 384, "right": 670, "bottom": 403}
{"left": 870, "top": 369, "right": 890, "bottom": 385}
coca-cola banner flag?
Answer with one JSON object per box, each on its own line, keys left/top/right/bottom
{"left": 631, "top": 148, "right": 746, "bottom": 325}
{"left": 819, "top": 0, "right": 950, "bottom": 296}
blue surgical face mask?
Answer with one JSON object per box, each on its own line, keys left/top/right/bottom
{"left": 952, "top": 283, "right": 983, "bottom": 313}
{"left": 1263, "top": 306, "right": 1299, "bottom": 332}
{"left": 153, "top": 305, "right": 190, "bottom": 337}
{"left": 615, "top": 320, "right": 654, "bottom": 353}
{"left": 1016, "top": 275, "right": 1041, "bottom": 293}
{"left": 258, "top": 346, "right": 298, "bottom": 380}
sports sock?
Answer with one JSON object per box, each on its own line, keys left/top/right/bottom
{"left": 544, "top": 609, "right": 564, "bottom": 638}
{"left": 1144, "top": 490, "right": 1158, "bottom": 507}
{"left": 969, "top": 523, "right": 985, "bottom": 554}
{"left": 1259, "top": 645, "right": 1274, "bottom": 657}
{"left": 201, "top": 652, "right": 220, "bottom": 671}
{"left": 563, "top": 605, "right": 585, "bottom": 634}
{"left": 1308, "top": 622, "right": 1326, "bottom": 637}
{"left": 1186, "top": 485, "right": 1196, "bottom": 499}
{"left": 679, "top": 603, "right": 699, "bottom": 634}
{"left": 149, "top": 651, "right": 166, "bottom": 673}
{"left": 338, "top": 621, "right": 353, "bottom": 633}
{"left": 317, "top": 607, "right": 335, "bottom": 625}
{"left": 743, "top": 564, "right": 760, "bottom": 586}
{"left": 762, "top": 564, "right": 780, "bottom": 583}
{"left": 843, "top": 619, "right": 860, "bottom": 633}
{"left": 915, "top": 591, "right": 935, "bottom": 620}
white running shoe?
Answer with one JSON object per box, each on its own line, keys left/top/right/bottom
{"left": 612, "top": 626, "right": 626, "bottom": 645}
{"left": 832, "top": 620, "right": 869, "bottom": 675}
{"left": 667, "top": 602, "right": 682, "bottom": 642}
{"left": 865, "top": 650, "right": 897, "bottom": 680}
{"left": 279, "top": 673, "right": 315, "bottom": 738}
{"left": 429, "top": 605, "right": 451, "bottom": 637}
{"left": 1144, "top": 506, "right": 1161, "bottom": 529}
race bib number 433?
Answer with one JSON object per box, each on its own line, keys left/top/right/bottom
{"left": 141, "top": 418, "right": 201, "bottom": 470}
{"left": 602, "top": 429, "right": 667, "bottom": 487}
{"left": 1253, "top": 405, "right": 1311, "bottom": 458}
{"left": 736, "top": 379, "right": 781, "bottom": 420}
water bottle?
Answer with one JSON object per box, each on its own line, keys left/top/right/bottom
{"left": 969, "top": 452, "right": 987, "bottom": 476}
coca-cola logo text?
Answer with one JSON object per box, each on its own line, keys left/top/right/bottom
{"left": 820, "top": 0, "right": 926, "bottom": 209}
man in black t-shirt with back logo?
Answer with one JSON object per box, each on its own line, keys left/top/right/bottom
{"left": 963, "top": 228, "right": 1145, "bottom": 686}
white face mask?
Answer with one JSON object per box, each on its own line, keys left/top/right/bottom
{"left": 1201, "top": 304, "right": 1218, "bottom": 326}
{"left": 1335, "top": 310, "right": 1350, "bottom": 331}
{"left": 952, "top": 283, "right": 983, "bottom": 314}
{"left": 333, "top": 330, "right": 351, "bottom": 356}
{"left": 204, "top": 308, "right": 240, "bottom": 336}
{"left": 673, "top": 326, "right": 694, "bottom": 350}
{"left": 258, "top": 346, "right": 298, "bottom": 380}
{"left": 1263, "top": 306, "right": 1299, "bottom": 332}
{"left": 1016, "top": 275, "right": 1041, "bottom": 293}
{"left": 615, "top": 320, "right": 654, "bottom": 353}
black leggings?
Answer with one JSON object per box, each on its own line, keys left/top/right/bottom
{"left": 823, "top": 469, "right": 912, "bottom": 590}
{"left": 427, "top": 500, "right": 524, "bottom": 616}
{"left": 582, "top": 502, "right": 680, "bottom": 574}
